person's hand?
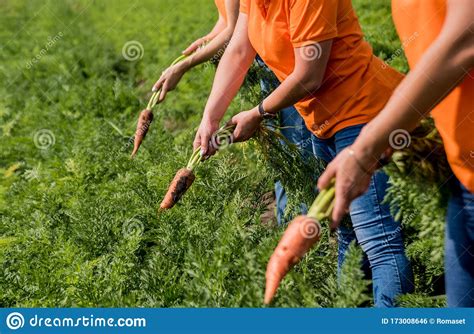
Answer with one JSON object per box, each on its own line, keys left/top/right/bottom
{"left": 182, "top": 37, "right": 207, "bottom": 56}
{"left": 317, "top": 147, "right": 378, "bottom": 228}
{"left": 193, "top": 117, "right": 220, "bottom": 158}
{"left": 228, "top": 108, "right": 262, "bottom": 143}
{"left": 152, "top": 62, "right": 188, "bottom": 102}
{"left": 193, "top": 108, "right": 262, "bottom": 160}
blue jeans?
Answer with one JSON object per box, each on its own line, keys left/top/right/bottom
{"left": 257, "top": 57, "right": 313, "bottom": 225}
{"left": 446, "top": 178, "right": 474, "bottom": 307}
{"left": 311, "top": 124, "right": 414, "bottom": 307}
{"left": 273, "top": 108, "right": 313, "bottom": 225}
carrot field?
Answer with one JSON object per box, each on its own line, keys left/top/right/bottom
{"left": 0, "top": 0, "right": 447, "bottom": 307}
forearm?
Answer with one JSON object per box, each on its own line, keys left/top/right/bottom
{"left": 353, "top": 21, "right": 473, "bottom": 160}
{"left": 203, "top": 45, "right": 256, "bottom": 123}
{"left": 181, "top": 0, "right": 240, "bottom": 77}
{"left": 203, "top": 17, "right": 226, "bottom": 41}
{"left": 261, "top": 41, "right": 331, "bottom": 115}
{"left": 183, "top": 27, "right": 233, "bottom": 69}
{"left": 261, "top": 72, "right": 317, "bottom": 115}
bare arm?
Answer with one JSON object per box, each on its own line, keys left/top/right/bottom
{"left": 352, "top": 0, "right": 474, "bottom": 162}
{"left": 153, "top": 0, "right": 240, "bottom": 100}
{"left": 260, "top": 41, "right": 332, "bottom": 116}
{"left": 193, "top": 13, "right": 257, "bottom": 153}
{"left": 227, "top": 41, "right": 332, "bottom": 145}
{"left": 178, "top": 17, "right": 227, "bottom": 59}
{"left": 318, "top": 0, "right": 474, "bottom": 224}
{"left": 196, "top": 14, "right": 333, "bottom": 153}
{"left": 182, "top": 0, "right": 240, "bottom": 68}
{"left": 202, "top": 15, "right": 227, "bottom": 41}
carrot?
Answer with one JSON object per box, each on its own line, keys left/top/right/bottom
{"left": 160, "top": 167, "right": 196, "bottom": 209}
{"left": 130, "top": 54, "right": 189, "bottom": 157}
{"left": 131, "top": 109, "right": 154, "bottom": 158}
{"left": 159, "top": 123, "right": 236, "bottom": 210}
{"left": 264, "top": 179, "right": 335, "bottom": 305}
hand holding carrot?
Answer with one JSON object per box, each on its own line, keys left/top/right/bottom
{"left": 228, "top": 108, "right": 262, "bottom": 143}
{"left": 193, "top": 118, "right": 221, "bottom": 158}
{"left": 194, "top": 108, "right": 261, "bottom": 159}
{"left": 152, "top": 61, "right": 189, "bottom": 102}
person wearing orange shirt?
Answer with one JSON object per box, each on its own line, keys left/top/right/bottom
{"left": 194, "top": 0, "right": 414, "bottom": 306}
{"left": 153, "top": 0, "right": 313, "bottom": 225}
{"left": 318, "top": 0, "right": 473, "bottom": 307}
{"left": 151, "top": 0, "right": 239, "bottom": 101}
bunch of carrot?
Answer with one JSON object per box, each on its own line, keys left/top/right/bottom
{"left": 131, "top": 54, "right": 188, "bottom": 158}
{"left": 264, "top": 179, "right": 335, "bottom": 304}
{"left": 160, "top": 123, "right": 236, "bottom": 210}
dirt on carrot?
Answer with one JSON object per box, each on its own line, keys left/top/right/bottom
{"left": 131, "top": 109, "right": 154, "bottom": 158}
{"left": 160, "top": 168, "right": 196, "bottom": 210}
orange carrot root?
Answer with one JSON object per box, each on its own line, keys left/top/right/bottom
{"left": 160, "top": 168, "right": 195, "bottom": 210}
{"left": 131, "top": 109, "right": 154, "bottom": 158}
{"left": 264, "top": 215, "right": 322, "bottom": 305}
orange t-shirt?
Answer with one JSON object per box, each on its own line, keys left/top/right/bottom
{"left": 215, "top": 0, "right": 228, "bottom": 23}
{"left": 240, "top": 0, "right": 404, "bottom": 138}
{"left": 392, "top": 0, "right": 474, "bottom": 192}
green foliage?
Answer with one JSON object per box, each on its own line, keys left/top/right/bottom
{"left": 0, "top": 0, "right": 445, "bottom": 308}
{"left": 322, "top": 243, "right": 372, "bottom": 308}
{"left": 384, "top": 171, "right": 448, "bottom": 297}
{"left": 383, "top": 120, "right": 449, "bottom": 300}
{"left": 353, "top": 0, "right": 409, "bottom": 73}
{"left": 254, "top": 126, "right": 325, "bottom": 221}
{"left": 396, "top": 294, "right": 446, "bottom": 308}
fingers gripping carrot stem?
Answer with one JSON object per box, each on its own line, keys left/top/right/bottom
{"left": 264, "top": 179, "right": 335, "bottom": 305}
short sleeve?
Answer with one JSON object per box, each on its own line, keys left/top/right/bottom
{"left": 289, "top": 0, "right": 338, "bottom": 47}
{"left": 239, "top": 0, "right": 249, "bottom": 14}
